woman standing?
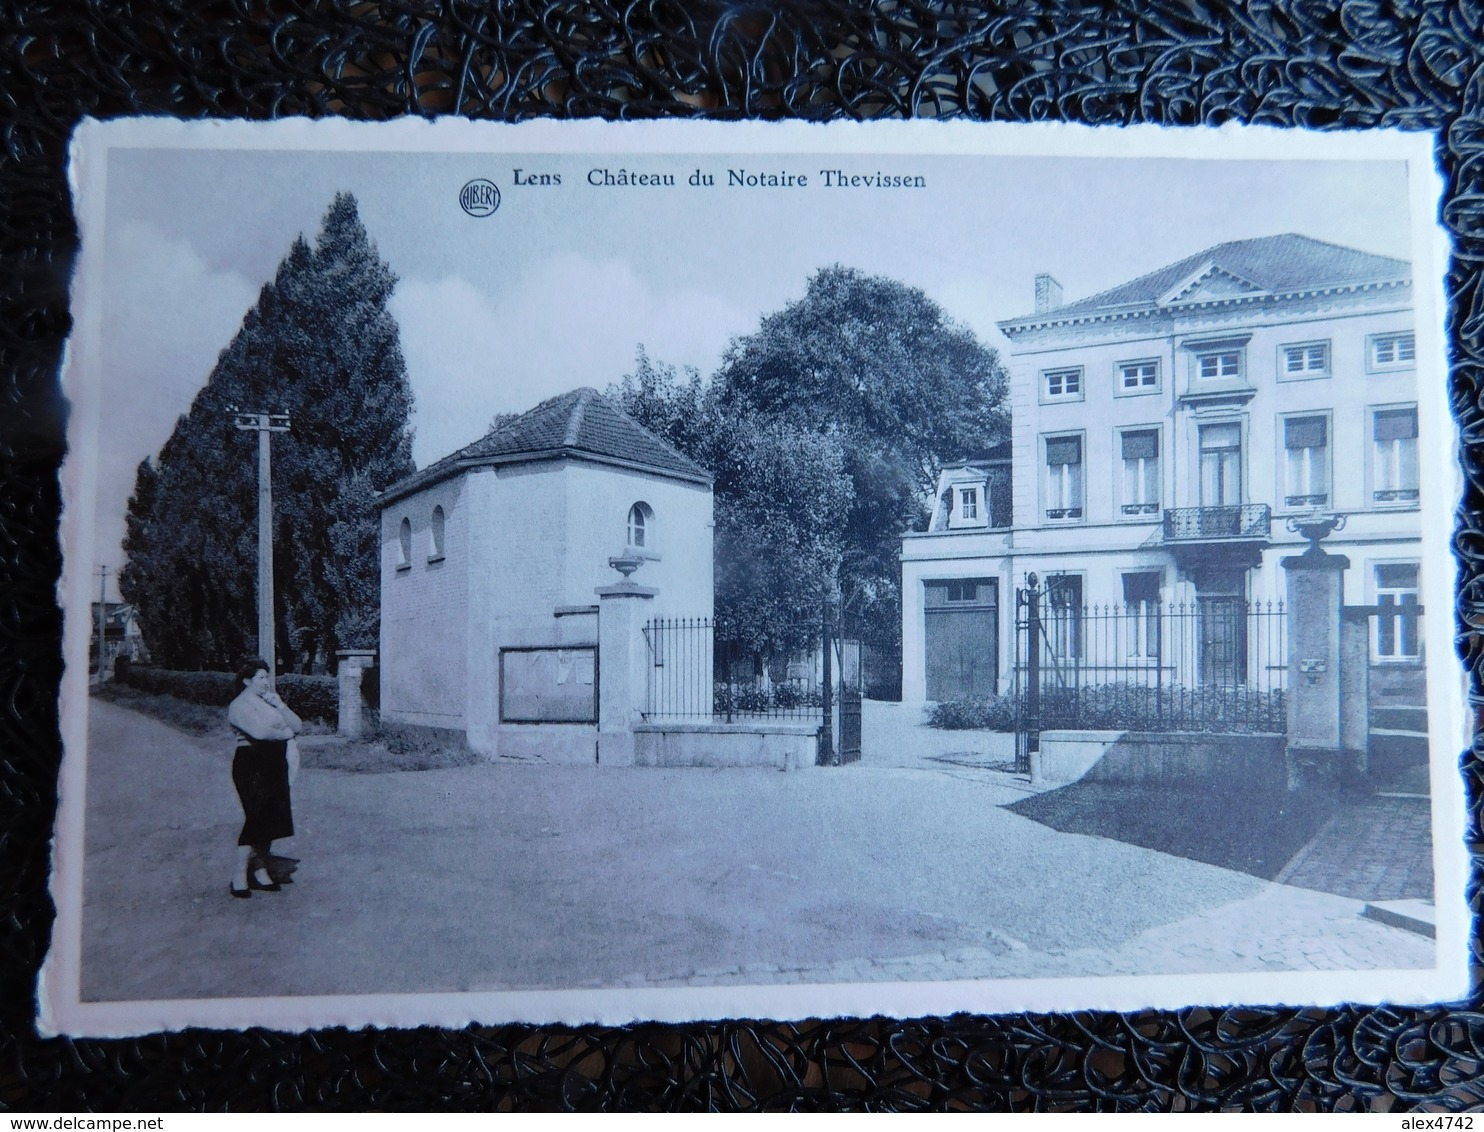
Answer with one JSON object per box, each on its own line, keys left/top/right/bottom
{"left": 226, "top": 657, "right": 302, "bottom": 898}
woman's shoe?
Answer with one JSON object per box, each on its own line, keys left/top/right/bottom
{"left": 248, "top": 871, "right": 281, "bottom": 893}
{"left": 229, "top": 883, "right": 251, "bottom": 899}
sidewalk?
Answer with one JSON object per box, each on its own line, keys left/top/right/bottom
{"left": 78, "top": 698, "right": 1433, "bottom": 1004}
{"left": 869, "top": 700, "right": 1438, "bottom": 907}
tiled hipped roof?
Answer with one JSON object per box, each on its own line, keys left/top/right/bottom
{"left": 1003, "top": 234, "right": 1410, "bottom": 328}
{"left": 379, "top": 387, "right": 711, "bottom": 505}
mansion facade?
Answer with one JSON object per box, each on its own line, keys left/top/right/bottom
{"left": 901, "top": 234, "right": 1423, "bottom": 706}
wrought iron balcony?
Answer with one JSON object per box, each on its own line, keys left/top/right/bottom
{"left": 1162, "top": 503, "right": 1271, "bottom": 543}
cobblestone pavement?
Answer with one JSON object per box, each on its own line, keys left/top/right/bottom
{"left": 1276, "top": 794, "right": 1434, "bottom": 902}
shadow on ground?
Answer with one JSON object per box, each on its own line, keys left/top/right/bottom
{"left": 1006, "top": 780, "right": 1343, "bottom": 882}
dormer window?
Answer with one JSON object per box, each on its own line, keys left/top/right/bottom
{"left": 627, "top": 501, "right": 655, "bottom": 551}
{"left": 946, "top": 482, "right": 988, "bottom": 529}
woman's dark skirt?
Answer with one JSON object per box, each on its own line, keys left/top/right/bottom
{"left": 232, "top": 738, "right": 294, "bottom": 846}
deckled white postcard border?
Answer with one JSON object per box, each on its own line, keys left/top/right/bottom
{"left": 43, "top": 117, "right": 1468, "bottom": 1036}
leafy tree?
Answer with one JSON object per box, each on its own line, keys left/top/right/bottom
{"left": 119, "top": 193, "right": 414, "bottom": 672}
{"left": 615, "top": 267, "right": 1009, "bottom": 674}
{"left": 610, "top": 353, "right": 851, "bottom": 653}
{"left": 713, "top": 265, "right": 1009, "bottom": 643}
{"left": 709, "top": 414, "right": 853, "bottom": 652}
{"left": 608, "top": 347, "right": 709, "bottom": 458}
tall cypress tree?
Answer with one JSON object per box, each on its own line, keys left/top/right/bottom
{"left": 119, "top": 193, "right": 414, "bottom": 671}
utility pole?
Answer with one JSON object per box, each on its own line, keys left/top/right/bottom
{"left": 94, "top": 565, "right": 108, "bottom": 686}
{"left": 232, "top": 408, "right": 291, "bottom": 681}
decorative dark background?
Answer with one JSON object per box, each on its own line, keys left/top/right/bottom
{"left": 2, "top": 0, "right": 1482, "bottom": 1112}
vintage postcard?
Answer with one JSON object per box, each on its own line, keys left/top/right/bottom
{"left": 43, "top": 117, "right": 1469, "bottom": 1035}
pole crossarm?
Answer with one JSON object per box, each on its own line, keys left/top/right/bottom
{"left": 230, "top": 408, "right": 291, "bottom": 432}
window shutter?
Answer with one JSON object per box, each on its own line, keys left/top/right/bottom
{"left": 1121, "top": 430, "right": 1158, "bottom": 460}
{"left": 1374, "top": 409, "right": 1417, "bottom": 441}
{"left": 1284, "top": 416, "right": 1327, "bottom": 450}
{"left": 1045, "top": 436, "right": 1081, "bottom": 466}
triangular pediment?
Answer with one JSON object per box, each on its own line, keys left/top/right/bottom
{"left": 1159, "top": 261, "right": 1264, "bottom": 305}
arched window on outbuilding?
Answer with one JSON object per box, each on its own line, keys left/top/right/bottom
{"left": 429, "top": 505, "right": 446, "bottom": 561}
{"left": 397, "top": 516, "right": 412, "bottom": 569}
{"left": 627, "top": 501, "right": 654, "bottom": 552}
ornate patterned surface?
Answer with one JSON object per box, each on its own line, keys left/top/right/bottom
{"left": 1, "top": 0, "right": 1481, "bottom": 1112}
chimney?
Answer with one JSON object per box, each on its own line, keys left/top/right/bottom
{"left": 1034, "top": 273, "right": 1063, "bottom": 314}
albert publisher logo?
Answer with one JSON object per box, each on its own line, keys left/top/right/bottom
{"left": 459, "top": 178, "right": 501, "bottom": 217}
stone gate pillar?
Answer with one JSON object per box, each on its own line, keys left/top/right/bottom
{"left": 1282, "top": 536, "right": 1359, "bottom": 788}
{"left": 336, "top": 649, "right": 377, "bottom": 739}
{"left": 595, "top": 558, "right": 656, "bottom": 767}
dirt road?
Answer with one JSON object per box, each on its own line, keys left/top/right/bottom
{"left": 77, "top": 699, "right": 1431, "bottom": 1004}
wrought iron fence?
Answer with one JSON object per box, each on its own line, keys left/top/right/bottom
{"left": 642, "top": 617, "right": 826, "bottom": 722}
{"left": 1014, "top": 597, "right": 1288, "bottom": 736}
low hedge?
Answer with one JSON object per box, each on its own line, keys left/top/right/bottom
{"left": 277, "top": 673, "right": 339, "bottom": 726}
{"left": 928, "top": 696, "right": 1018, "bottom": 731}
{"left": 115, "top": 664, "right": 338, "bottom": 726}
{"left": 929, "top": 682, "right": 1285, "bottom": 736}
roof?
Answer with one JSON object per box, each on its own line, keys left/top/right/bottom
{"left": 89, "top": 602, "right": 138, "bottom": 630}
{"left": 379, "top": 387, "right": 711, "bottom": 505}
{"left": 999, "top": 234, "right": 1409, "bottom": 332}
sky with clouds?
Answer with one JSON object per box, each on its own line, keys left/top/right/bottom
{"left": 82, "top": 138, "right": 1415, "bottom": 597}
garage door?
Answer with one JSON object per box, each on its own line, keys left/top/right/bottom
{"left": 924, "top": 578, "right": 998, "bottom": 701}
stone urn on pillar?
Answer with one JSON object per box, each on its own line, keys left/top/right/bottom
{"left": 1280, "top": 512, "right": 1360, "bottom": 789}
{"left": 595, "top": 552, "right": 657, "bottom": 767}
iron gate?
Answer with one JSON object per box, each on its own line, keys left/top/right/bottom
{"left": 835, "top": 615, "right": 863, "bottom": 765}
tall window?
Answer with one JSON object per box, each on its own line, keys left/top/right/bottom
{"left": 1283, "top": 415, "right": 1329, "bottom": 508}
{"left": 1375, "top": 563, "right": 1421, "bottom": 660}
{"left": 1281, "top": 341, "right": 1329, "bottom": 379}
{"left": 1120, "top": 429, "right": 1160, "bottom": 515}
{"left": 1045, "top": 574, "right": 1083, "bottom": 659}
{"left": 627, "top": 502, "right": 654, "bottom": 549}
{"left": 397, "top": 516, "right": 412, "bottom": 569}
{"left": 959, "top": 487, "right": 978, "bottom": 520}
{"left": 1122, "top": 571, "right": 1162, "bottom": 658}
{"left": 1044, "top": 435, "right": 1084, "bottom": 520}
{"left": 1042, "top": 367, "right": 1083, "bottom": 402}
{"left": 1370, "top": 332, "right": 1416, "bottom": 370}
{"left": 1119, "top": 360, "right": 1159, "bottom": 392}
{"left": 1372, "top": 407, "right": 1419, "bottom": 504}
{"left": 429, "top": 505, "right": 446, "bottom": 560}
{"left": 1196, "top": 350, "right": 1242, "bottom": 380}
{"left": 1199, "top": 423, "right": 1243, "bottom": 507}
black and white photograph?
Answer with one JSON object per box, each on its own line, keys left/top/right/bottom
{"left": 45, "top": 118, "right": 1468, "bottom": 1035}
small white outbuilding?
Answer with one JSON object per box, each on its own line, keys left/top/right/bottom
{"left": 376, "top": 387, "right": 714, "bottom": 761}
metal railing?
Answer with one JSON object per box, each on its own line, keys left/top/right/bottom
{"left": 642, "top": 617, "right": 825, "bottom": 722}
{"left": 1015, "top": 598, "right": 1288, "bottom": 735}
{"left": 1162, "top": 503, "right": 1272, "bottom": 542}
